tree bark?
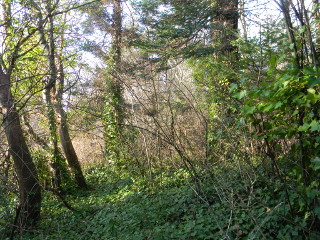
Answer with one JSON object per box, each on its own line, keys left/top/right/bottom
{"left": 37, "top": 4, "right": 73, "bottom": 192}
{"left": 111, "top": 0, "right": 124, "bottom": 126}
{"left": 104, "top": 0, "right": 124, "bottom": 159}
{"left": 53, "top": 10, "right": 87, "bottom": 189}
{"left": 215, "top": 0, "right": 239, "bottom": 56}
{"left": 0, "top": 73, "right": 41, "bottom": 229}
{"left": 312, "top": 0, "right": 320, "bottom": 54}
{"left": 58, "top": 107, "right": 87, "bottom": 188}
{"left": 43, "top": 86, "right": 65, "bottom": 191}
{"left": 55, "top": 55, "right": 87, "bottom": 189}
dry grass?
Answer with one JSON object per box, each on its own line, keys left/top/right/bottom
{"left": 72, "top": 132, "right": 104, "bottom": 165}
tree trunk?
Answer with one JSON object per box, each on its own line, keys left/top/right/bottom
{"left": 55, "top": 48, "right": 87, "bottom": 189}
{"left": 43, "top": 87, "right": 65, "bottom": 191}
{"left": 36, "top": 3, "right": 87, "bottom": 188}
{"left": 57, "top": 107, "right": 87, "bottom": 188}
{"left": 0, "top": 73, "right": 41, "bottom": 229}
{"left": 215, "top": 0, "right": 239, "bottom": 56}
{"left": 111, "top": 0, "right": 124, "bottom": 126}
{"left": 37, "top": 5, "right": 72, "bottom": 192}
{"left": 312, "top": 0, "right": 320, "bottom": 54}
{"left": 104, "top": 0, "right": 124, "bottom": 159}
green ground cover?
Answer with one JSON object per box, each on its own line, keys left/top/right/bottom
{"left": 15, "top": 164, "right": 318, "bottom": 240}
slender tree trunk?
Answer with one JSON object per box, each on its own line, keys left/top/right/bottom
{"left": 312, "top": 0, "right": 320, "bottom": 54}
{"left": 43, "top": 87, "right": 64, "bottom": 191}
{"left": 57, "top": 108, "right": 87, "bottom": 188}
{"left": 47, "top": 8, "right": 86, "bottom": 189}
{"left": 112, "top": 0, "right": 122, "bottom": 65}
{"left": 301, "top": 0, "right": 319, "bottom": 66}
{"left": 37, "top": 4, "right": 72, "bottom": 192}
{"left": 28, "top": 0, "right": 86, "bottom": 190}
{"left": 111, "top": 0, "right": 124, "bottom": 126}
{"left": 55, "top": 54, "right": 87, "bottom": 189}
{"left": 277, "top": 0, "right": 301, "bottom": 68}
{"left": 104, "top": 0, "right": 124, "bottom": 158}
{"left": 0, "top": 73, "right": 41, "bottom": 229}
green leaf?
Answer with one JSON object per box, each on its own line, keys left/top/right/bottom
{"left": 274, "top": 101, "right": 283, "bottom": 109}
{"left": 233, "top": 90, "right": 247, "bottom": 99}
{"left": 311, "top": 157, "right": 320, "bottom": 171}
{"left": 279, "top": 54, "right": 286, "bottom": 62}
{"left": 306, "top": 88, "right": 320, "bottom": 104}
{"left": 307, "top": 77, "right": 320, "bottom": 88}
{"left": 262, "top": 90, "right": 271, "bottom": 97}
{"left": 229, "top": 83, "right": 238, "bottom": 92}
{"left": 299, "top": 26, "right": 306, "bottom": 34}
{"left": 243, "top": 105, "right": 255, "bottom": 114}
{"left": 263, "top": 104, "right": 273, "bottom": 112}
{"left": 298, "top": 123, "right": 310, "bottom": 132}
{"left": 307, "top": 88, "right": 316, "bottom": 95}
{"left": 310, "top": 120, "right": 320, "bottom": 132}
{"left": 283, "top": 80, "right": 290, "bottom": 87}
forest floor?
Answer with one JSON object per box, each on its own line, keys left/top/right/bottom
{"left": 19, "top": 164, "right": 318, "bottom": 240}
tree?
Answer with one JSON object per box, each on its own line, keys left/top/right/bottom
{"left": 0, "top": 0, "right": 41, "bottom": 230}
{"left": 82, "top": 0, "right": 125, "bottom": 159}
{"left": 35, "top": 1, "right": 72, "bottom": 192}
{"left": 104, "top": 0, "right": 125, "bottom": 159}
{"left": 30, "top": 0, "right": 87, "bottom": 189}
{"left": 134, "top": 0, "right": 240, "bottom": 162}
{"left": 231, "top": 0, "right": 320, "bottom": 231}
{"left": 214, "top": 0, "right": 239, "bottom": 56}
{"left": 55, "top": 40, "right": 88, "bottom": 189}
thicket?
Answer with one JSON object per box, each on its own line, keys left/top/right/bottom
{"left": 1, "top": 0, "right": 320, "bottom": 239}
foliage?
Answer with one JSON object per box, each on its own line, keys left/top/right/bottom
{"left": 1, "top": 0, "right": 320, "bottom": 239}
{"left": 133, "top": 0, "right": 217, "bottom": 59}
{"left": 232, "top": 59, "right": 320, "bottom": 228}
{"left": 12, "top": 164, "right": 317, "bottom": 240}
{"left": 32, "top": 150, "right": 51, "bottom": 188}
{"left": 0, "top": 164, "right": 16, "bottom": 239}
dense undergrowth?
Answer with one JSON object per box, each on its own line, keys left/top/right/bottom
{"left": 4, "top": 163, "right": 317, "bottom": 240}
